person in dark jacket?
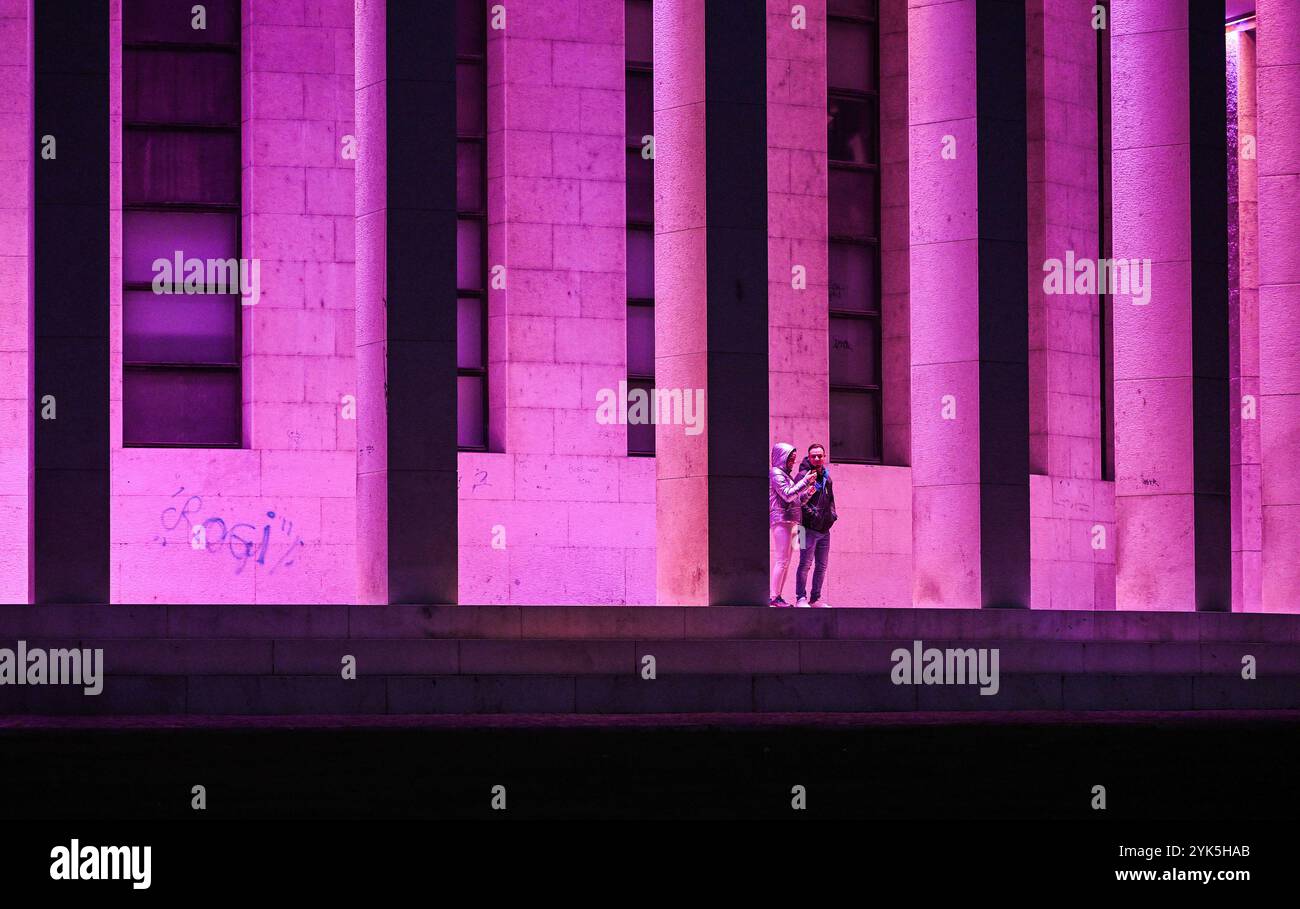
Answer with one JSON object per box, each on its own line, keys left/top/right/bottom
{"left": 769, "top": 441, "right": 819, "bottom": 607}
{"left": 794, "top": 442, "right": 837, "bottom": 607}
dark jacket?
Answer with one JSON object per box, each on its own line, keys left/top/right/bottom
{"left": 797, "top": 457, "right": 838, "bottom": 533}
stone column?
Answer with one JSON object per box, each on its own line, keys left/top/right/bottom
{"left": 33, "top": 0, "right": 110, "bottom": 602}
{"left": 1110, "top": 0, "right": 1229, "bottom": 611}
{"left": 909, "top": 0, "right": 1029, "bottom": 608}
{"left": 655, "top": 0, "right": 769, "bottom": 605}
{"left": 1228, "top": 25, "right": 1261, "bottom": 611}
{"left": 1256, "top": 0, "right": 1300, "bottom": 613}
{"left": 355, "top": 0, "right": 458, "bottom": 603}
{"left": 1026, "top": 0, "right": 1111, "bottom": 611}
{"left": 0, "top": 1, "right": 31, "bottom": 601}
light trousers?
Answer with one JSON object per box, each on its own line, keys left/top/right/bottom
{"left": 770, "top": 521, "right": 799, "bottom": 600}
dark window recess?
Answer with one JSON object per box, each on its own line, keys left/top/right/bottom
{"left": 124, "top": 0, "right": 239, "bottom": 44}
{"left": 828, "top": 95, "right": 877, "bottom": 165}
{"left": 827, "top": 5, "right": 881, "bottom": 463}
{"left": 827, "top": 0, "right": 877, "bottom": 20}
{"left": 1097, "top": 1, "right": 1114, "bottom": 481}
{"left": 123, "top": 0, "right": 241, "bottom": 447}
{"left": 457, "top": 0, "right": 489, "bottom": 450}
{"left": 626, "top": 227, "right": 655, "bottom": 301}
{"left": 626, "top": 376, "right": 656, "bottom": 458}
{"left": 626, "top": 0, "right": 655, "bottom": 456}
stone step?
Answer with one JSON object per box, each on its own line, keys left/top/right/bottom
{"left": 3, "top": 605, "right": 1300, "bottom": 642}
{"left": 1, "top": 672, "right": 1297, "bottom": 715}
{"left": 5, "top": 638, "right": 1298, "bottom": 675}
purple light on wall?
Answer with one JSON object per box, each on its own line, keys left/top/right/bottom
{"left": 0, "top": 0, "right": 1290, "bottom": 611}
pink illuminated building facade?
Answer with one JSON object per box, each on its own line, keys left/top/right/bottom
{"left": 1, "top": 0, "right": 1296, "bottom": 612}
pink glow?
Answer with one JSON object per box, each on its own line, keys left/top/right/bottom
{"left": 1256, "top": 0, "right": 1300, "bottom": 613}
{"left": 0, "top": 0, "right": 29, "bottom": 603}
{"left": 109, "top": 0, "right": 358, "bottom": 604}
{"left": 1111, "top": 0, "right": 1227, "bottom": 611}
{"left": 0, "top": 0, "right": 1291, "bottom": 612}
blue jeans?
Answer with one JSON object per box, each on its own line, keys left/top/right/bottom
{"left": 795, "top": 527, "right": 830, "bottom": 602}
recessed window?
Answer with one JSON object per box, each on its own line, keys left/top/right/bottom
{"left": 827, "top": 0, "right": 876, "bottom": 18}
{"left": 830, "top": 389, "right": 878, "bottom": 463}
{"left": 122, "top": 0, "right": 241, "bottom": 447}
{"left": 829, "top": 316, "right": 879, "bottom": 388}
{"left": 625, "top": 0, "right": 653, "bottom": 65}
{"left": 457, "top": 0, "right": 488, "bottom": 450}
{"left": 124, "top": 50, "right": 239, "bottom": 122}
{"left": 123, "top": 292, "right": 240, "bottom": 364}
{"left": 827, "top": 20, "right": 877, "bottom": 92}
{"left": 827, "top": 4, "right": 881, "bottom": 463}
{"left": 457, "top": 375, "right": 486, "bottom": 450}
{"left": 626, "top": 0, "right": 655, "bottom": 457}
{"left": 828, "top": 95, "right": 877, "bottom": 165}
{"left": 828, "top": 168, "right": 878, "bottom": 237}
{"left": 626, "top": 71, "right": 654, "bottom": 145}
{"left": 627, "top": 304, "right": 655, "bottom": 377}
{"left": 626, "top": 150, "right": 654, "bottom": 223}
{"left": 456, "top": 298, "right": 484, "bottom": 371}
{"left": 456, "top": 218, "right": 485, "bottom": 290}
{"left": 124, "top": 0, "right": 238, "bottom": 44}
{"left": 456, "top": 141, "right": 485, "bottom": 210}
{"left": 829, "top": 241, "right": 878, "bottom": 314}
{"left": 1097, "top": 1, "right": 1114, "bottom": 481}
{"left": 124, "top": 130, "right": 239, "bottom": 204}
{"left": 626, "top": 227, "right": 655, "bottom": 302}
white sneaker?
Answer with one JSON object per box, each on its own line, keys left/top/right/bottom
{"left": 795, "top": 596, "right": 810, "bottom": 608}
{"left": 811, "top": 599, "right": 829, "bottom": 608}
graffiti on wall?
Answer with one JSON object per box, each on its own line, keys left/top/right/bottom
{"left": 150, "top": 487, "right": 305, "bottom": 575}
{"left": 457, "top": 469, "right": 491, "bottom": 493}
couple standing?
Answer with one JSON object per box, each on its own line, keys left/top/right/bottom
{"left": 768, "top": 442, "right": 838, "bottom": 607}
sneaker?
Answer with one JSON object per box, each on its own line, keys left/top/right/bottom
{"left": 795, "top": 596, "right": 810, "bottom": 608}
{"left": 810, "top": 599, "right": 830, "bottom": 608}
{"left": 768, "top": 596, "right": 788, "bottom": 607}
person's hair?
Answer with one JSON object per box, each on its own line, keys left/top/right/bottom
{"left": 808, "top": 443, "right": 826, "bottom": 454}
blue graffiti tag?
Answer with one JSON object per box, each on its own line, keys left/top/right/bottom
{"left": 152, "top": 488, "right": 304, "bottom": 575}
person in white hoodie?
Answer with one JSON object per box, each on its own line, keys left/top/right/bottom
{"left": 769, "top": 442, "right": 819, "bottom": 607}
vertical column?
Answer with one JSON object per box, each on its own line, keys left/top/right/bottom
{"left": 32, "top": 1, "right": 110, "bottom": 603}
{"left": 1027, "top": 1, "right": 1102, "bottom": 480}
{"left": 1228, "top": 26, "right": 1261, "bottom": 611}
{"left": 766, "top": 0, "right": 827, "bottom": 453}
{"left": 0, "top": 2, "right": 30, "bottom": 601}
{"left": 1257, "top": 0, "right": 1300, "bottom": 613}
{"left": 1025, "top": 2, "right": 1109, "bottom": 610}
{"left": 655, "top": 0, "right": 768, "bottom": 605}
{"left": 1111, "top": 1, "right": 1229, "bottom": 611}
{"left": 355, "top": 0, "right": 458, "bottom": 604}
{"left": 908, "top": 0, "right": 1028, "bottom": 608}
